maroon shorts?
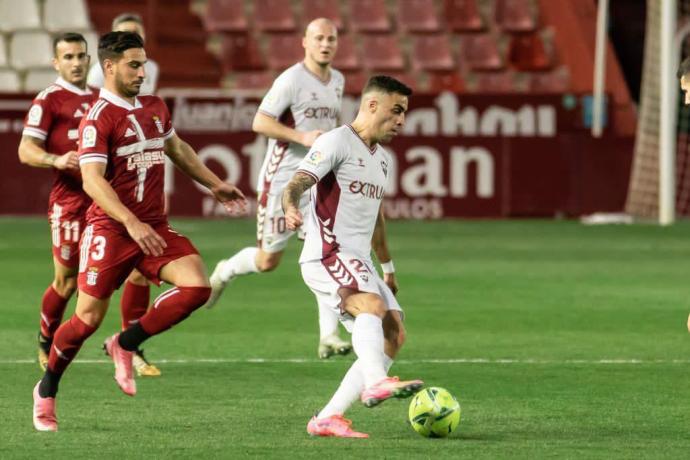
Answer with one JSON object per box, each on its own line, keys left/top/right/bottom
{"left": 49, "top": 201, "right": 88, "bottom": 269}
{"left": 77, "top": 221, "right": 199, "bottom": 299}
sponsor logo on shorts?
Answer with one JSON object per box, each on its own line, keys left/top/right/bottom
{"left": 82, "top": 125, "right": 97, "bottom": 148}
{"left": 60, "top": 244, "right": 71, "bottom": 261}
{"left": 86, "top": 267, "right": 99, "bottom": 286}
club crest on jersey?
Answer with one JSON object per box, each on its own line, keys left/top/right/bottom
{"left": 306, "top": 150, "right": 323, "bottom": 165}
{"left": 60, "top": 244, "right": 71, "bottom": 261}
{"left": 381, "top": 161, "right": 388, "bottom": 177}
{"left": 86, "top": 267, "right": 99, "bottom": 286}
{"left": 81, "top": 126, "right": 97, "bottom": 148}
{"left": 153, "top": 115, "right": 164, "bottom": 134}
{"left": 27, "top": 104, "right": 42, "bottom": 126}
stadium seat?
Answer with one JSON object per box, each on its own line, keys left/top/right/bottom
{"left": 342, "top": 70, "right": 369, "bottom": 93}
{"left": 203, "top": 0, "right": 249, "bottom": 33}
{"left": 332, "top": 34, "right": 360, "bottom": 71}
{"left": 0, "top": 0, "right": 41, "bottom": 32}
{"left": 428, "top": 71, "right": 465, "bottom": 92}
{"left": 526, "top": 66, "right": 570, "bottom": 92}
{"left": 444, "top": 0, "right": 484, "bottom": 32}
{"left": 411, "top": 35, "right": 455, "bottom": 71}
{"left": 219, "top": 33, "right": 265, "bottom": 71}
{"left": 507, "top": 32, "right": 551, "bottom": 71}
{"left": 467, "top": 71, "right": 517, "bottom": 93}
{"left": 301, "top": 0, "right": 344, "bottom": 31}
{"left": 266, "top": 33, "right": 304, "bottom": 70}
{"left": 10, "top": 32, "right": 53, "bottom": 70}
{"left": 397, "top": 0, "right": 441, "bottom": 33}
{"left": 360, "top": 35, "right": 404, "bottom": 71}
{"left": 0, "top": 68, "right": 21, "bottom": 92}
{"left": 155, "top": 46, "right": 221, "bottom": 88}
{"left": 459, "top": 33, "right": 503, "bottom": 71}
{"left": 25, "top": 68, "right": 59, "bottom": 93}
{"left": 44, "top": 0, "right": 91, "bottom": 32}
{"left": 156, "top": 1, "right": 209, "bottom": 44}
{"left": 231, "top": 71, "right": 275, "bottom": 90}
{"left": 255, "top": 0, "right": 297, "bottom": 32}
{"left": 494, "top": 0, "right": 537, "bottom": 33}
{"left": 348, "top": 0, "right": 390, "bottom": 32}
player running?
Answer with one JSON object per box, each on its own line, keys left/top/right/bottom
{"left": 282, "top": 76, "right": 423, "bottom": 438}
{"left": 32, "top": 31, "right": 246, "bottom": 432}
{"left": 207, "top": 18, "right": 351, "bottom": 359}
{"left": 18, "top": 32, "right": 97, "bottom": 372}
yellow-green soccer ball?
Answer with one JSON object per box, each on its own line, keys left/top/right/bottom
{"left": 408, "top": 387, "right": 461, "bottom": 438}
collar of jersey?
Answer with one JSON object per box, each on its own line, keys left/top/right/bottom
{"left": 55, "top": 77, "right": 92, "bottom": 96}
{"left": 301, "top": 62, "right": 331, "bottom": 85}
{"left": 98, "top": 88, "right": 143, "bottom": 110}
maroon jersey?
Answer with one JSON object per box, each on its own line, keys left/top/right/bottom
{"left": 77, "top": 88, "right": 174, "bottom": 227}
{"left": 22, "top": 77, "right": 97, "bottom": 210}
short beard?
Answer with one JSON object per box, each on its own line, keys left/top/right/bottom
{"left": 116, "top": 78, "right": 140, "bottom": 98}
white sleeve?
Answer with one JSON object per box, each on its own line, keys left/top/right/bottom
{"left": 296, "top": 135, "right": 345, "bottom": 182}
{"left": 86, "top": 63, "right": 104, "bottom": 89}
{"left": 257, "top": 74, "right": 294, "bottom": 118}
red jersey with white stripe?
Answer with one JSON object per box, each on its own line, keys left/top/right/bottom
{"left": 296, "top": 125, "right": 390, "bottom": 263}
{"left": 77, "top": 88, "right": 174, "bottom": 227}
{"left": 22, "top": 77, "right": 97, "bottom": 210}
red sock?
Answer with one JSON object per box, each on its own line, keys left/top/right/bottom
{"left": 47, "top": 315, "right": 97, "bottom": 375}
{"left": 120, "top": 281, "right": 150, "bottom": 330}
{"left": 138, "top": 287, "right": 211, "bottom": 336}
{"left": 40, "top": 285, "right": 69, "bottom": 338}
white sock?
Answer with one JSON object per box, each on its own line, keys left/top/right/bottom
{"left": 217, "top": 247, "right": 258, "bottom": 281}
{"left": 318, "top": 301, "right": 340, "bottom": 340}
{"left": 317, "top": 354, "right": 394, "bottom": 419}
{"left": 351, "top": 313, "right": 386, "bottom": 388}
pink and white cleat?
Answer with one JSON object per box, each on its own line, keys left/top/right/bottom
{"left": 360, "top": 376, "right": 424, "bottom": 408}
{"left": 307, "top": 414, "right": 369, "bottom": 438}
{"left": 103, "top": 334, "right": 136, "bottom": 396}
{"left": 32, "top": 382, "right": 57, "bottom": 432}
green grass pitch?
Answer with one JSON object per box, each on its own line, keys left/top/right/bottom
{"left": 2, "top": 217, "right": 690, "bottom": 458}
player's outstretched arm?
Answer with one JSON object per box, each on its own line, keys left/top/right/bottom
{"left": 18, "top": 136, "right": 78, "bottom": 170}
{"left": 253, "top": 112, "right": 323, "bottom": 147}
{"left": 81, "top": 162, "right": 166, "bottom": 256}
{"left": 282, "top": 171, "right": 316, "bottom": 230}
{"left": 164, "top": 133, "right": 247, "bottom": 214}
{"left": 372, "top": 207, "right": 398, "bottom": 294}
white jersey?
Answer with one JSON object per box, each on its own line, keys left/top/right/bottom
{"left": 297, "top": 125, "right": 390, "bottom": 264}
{"left": 257, "top": 62, "right": 344, "bottom": 195}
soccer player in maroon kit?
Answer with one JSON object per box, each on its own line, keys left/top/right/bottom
{"left": 18, "top": 32, "right": 98, "bottom": 372}
{"left": 32, "top": 31, "right": 246, "bottom": 432}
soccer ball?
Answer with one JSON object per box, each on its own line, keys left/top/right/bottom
{"left": 408, "top": 387, "right": 461, "bottom": 438}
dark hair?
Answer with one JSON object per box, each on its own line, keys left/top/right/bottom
{"left": 98, "top": 31, "right": 144, "bottom": 65}
{"left": 112, "top": 12, "right": 144, "bottom": 30}
{"left": 362, "top": 75, "right": 413, "bottom": 97}
{"left": 53, "top": 32, "right": 87, "bottom": 56}
{"left": 678, "top": 57, "right": 690, "bottom": 79}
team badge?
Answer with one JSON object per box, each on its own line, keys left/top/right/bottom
{"left": 27, "top": 104, "right": 42, "bottom": 126}
{"left": 381, "top": 161, "right": 388, "bottom": 177}
{"left": 82, "top": 125, "right": 97, "bottom": 148}
{"left": 86, "top": 267, "right": 99, "bottom": 286}
{"left": 60, "top": 244, "right": 71, "bottom": 260}
{"left": 306, "top": 150, "right": 323, "bottom": 165}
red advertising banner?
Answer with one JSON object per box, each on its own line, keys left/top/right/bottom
{"left": 0, "top": 90, "right": 633, "bottom": 218}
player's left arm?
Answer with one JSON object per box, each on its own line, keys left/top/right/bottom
{"left": 372, "top": 206, "right": 398, "bottom": 294}
{"left": 164, "top": 133, "right": 246, "bottom": 214}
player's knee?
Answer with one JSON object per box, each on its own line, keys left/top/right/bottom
{"left": 256, "top": 256, "right": 280, "bottom": 272}
{"left": 360, "top": 295, "right": 387, "bottom": 318}
{"left": 53, "top": 274, "right": 77, "bottom": 298}
{"left": 126, "top": 270, "right": 148, "bottom": 286}
{"left": 179, "top": 286, "right": 212, "bottom": 312}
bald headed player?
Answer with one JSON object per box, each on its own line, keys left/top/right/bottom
{"left": 207, "top": 18, "right": 351, "bottom": 358}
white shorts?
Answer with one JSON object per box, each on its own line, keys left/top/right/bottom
{"left": 256, "top": 191, "right": 309, "bottom": 253}
{"left": 300, "top": 252, "right": 403, "bottom": 333}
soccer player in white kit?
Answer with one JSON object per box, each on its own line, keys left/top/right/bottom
{"left": 282, "top": 76, "right": 423, "bottom": 438}
{"left": 207, "top": 18, "right": 352, "bottom": 358}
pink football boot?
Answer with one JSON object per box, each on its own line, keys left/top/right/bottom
{"left": 307, "top": 415, "right": 369, "bottom": 438}
{"left": 104, "top": 334, "right": 136, "bottom": 396}
{"left": 360, "top": 376, "right": 424, "bottom": 408}
{"left": 32, "top": 381, "right": 58, "bottom": 432}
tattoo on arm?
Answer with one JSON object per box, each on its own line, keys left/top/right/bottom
{"left": 282, "top": 172, "right": 316, "bottom": 212}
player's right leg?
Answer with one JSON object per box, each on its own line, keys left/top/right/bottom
{"left": 33, "top": 291, "right": 108, "bottom": 431}
{"left": 38, "top": 258, "right": 78, "bottom": 371}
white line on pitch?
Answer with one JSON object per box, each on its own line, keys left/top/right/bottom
{"left": 1, "top": 358, "right": 690, "bottom": 365}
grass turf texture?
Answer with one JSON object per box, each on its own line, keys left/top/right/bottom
{"left": 2, "top": 217, "right": 690, "bottom": 458}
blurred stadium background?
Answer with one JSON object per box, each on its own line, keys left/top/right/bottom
{"left": 4, "top": 1, "right": 690, "bottom": 458}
